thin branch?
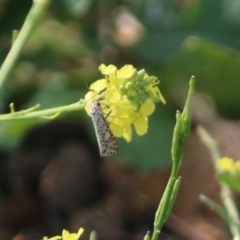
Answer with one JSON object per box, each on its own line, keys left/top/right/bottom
{"left": 0, "top": 0, "right": 52, "bottom": 91}
{"left": 0, "top": 101, "right": 85, "bottom": 122}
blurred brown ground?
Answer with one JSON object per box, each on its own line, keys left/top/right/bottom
{"left": 0, "top": 106, "right": 239, "bottom": 240}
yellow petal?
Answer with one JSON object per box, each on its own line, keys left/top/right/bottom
{"left": 62, "top": 229, "right": 81, "bottom": 240}
{"left": 62, "top": 229, "right": 70, "bottom": 239}
{"left": 111, "top": 117, "right": 125, "bottom": 126}
{"left": 133, "top": 117, "right": 148, "bottom": 135}
{"left": 113, "top": 99, "right": 134, "bottom": 118}
{"left": 112, "top": 109, "right": 129, "bottom": 119}
{"left": 110, "top": 123, "right": 123, "bottom": 137}
{"left": 119, "top": 98, "right": 132, "bottom": 108}
{"left": 217, "top": 157, "right": 234, "bottom": 173}
{"left": 90, "top": 79, "right": 108, "bottom": 92}
{"left": 122, "top": 125, "right": 132, "bottom": 142}
{"left": 84, "top": 91, "right": 98, "bottom": 115}
{"left": 62, "top": 230, "right": 79, "bottom": 240}
{"left": 76, "top": 228, "right": 84, "bottom": 239}
{"left": 99, "top": 64, "right": 117, "bottom": 75}
{"left": 117, "top": 65, "right": 136, "bottom": 78}
{"left": 84, "top": 91, "right": 97, "bottom": 102}
{"left": 106, "top": 87, "right": 121, "bottom": 103}
{"left": 139, "top": 99, "right": 155, "bottom": 117}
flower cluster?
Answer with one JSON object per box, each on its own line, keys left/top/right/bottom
{"left": 218, "top": 157, "right": 240, "bottom": 177}
{"left": 43, "top": 228, "right": 84, "bottom": 240}
{"left": 84, "top": 64, "right": 166, "bottom": 142}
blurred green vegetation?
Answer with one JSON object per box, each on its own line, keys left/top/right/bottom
{"left": 0, "top": 0, "right": 240, "bottom": 170}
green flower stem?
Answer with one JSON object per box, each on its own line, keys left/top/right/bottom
{"left": 143, "top": 232, "right": 151, "bottom": 240}
{"left": 197, "top": 126, "right": 240, "bottom": 239}
{"left": 171, "top": 111, "right": 183, "bottom": 162}
{"left": 0, "top": 0, "right": 52, "bottom": 91}
{"left": 151, "top": 77, "right": 195, "bottom": 240}
{"left": 165, "top": 177, "right": 182, "bottom": 221}
{"left": 0, "top": 101, "right": 85, "bottom": 122}
{"left": 89, "top": 231, "right": 97, "bottom": 240}
{"left": 12, "top": 30, "right": 19, "bottom": 45}
{"left": 181, "top": 76, "right": 195, "bottom": 137}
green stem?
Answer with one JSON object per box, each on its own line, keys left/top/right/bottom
{"left": 165, "top": 177, "right": 182, "bottom": 222}
{"left": 12, "top": 30, "right": 19, "bottom": 45}
{"left": 0, "top": 0, "right": 52, "bottom": 90}
{"left": 152, "top": 177, "right": 175, "bottom": 240}
{"left": 152, "top": 155, "right": 181, "bottom": 240}
{"left": 89, "top": 231, "right": 97, "bottom": 240}
{"left": 150, "top": 77, "right": 195, "bottom": 240}
{"left": 0, "top": 101, "right": 85, "bottom": 122}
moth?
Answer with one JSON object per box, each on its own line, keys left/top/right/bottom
{"left": 90, "top": 100, "right": 118, "bottom": 156}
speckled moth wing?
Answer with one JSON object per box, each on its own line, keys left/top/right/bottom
{"left": 90, "top": 101, "right": 118, "bottom": 156}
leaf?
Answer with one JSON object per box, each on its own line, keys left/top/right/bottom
{"left": 200, "top": 195, "right": 240, "bottom": 229}
{"left": 0, "top": 76, "right": 75, "bottom": 151}
{"left": 218, "top": 173, "right": 240, "bottom": 193}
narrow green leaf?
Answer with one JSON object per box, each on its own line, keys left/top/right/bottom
{"left": 200, "top": 195, "right": 240, "bottom": 229}
{"left": 218, "top": 173, "right": 240, "bottom": 193}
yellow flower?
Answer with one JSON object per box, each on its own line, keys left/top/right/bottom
{"left": 43, "top": 228, "right": 84, "bottom": 240}
{"left": 84, "top": 64, "right": 166, "bottom": 141}
{"left": 218, "top": 157, "right": 235, "bottom": 174}
{"left": 62, "top": 228, "right": 84, "bottom": 240}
